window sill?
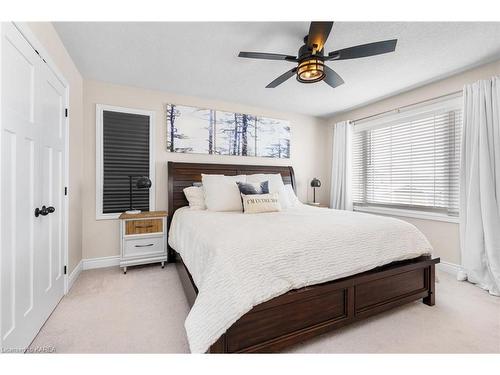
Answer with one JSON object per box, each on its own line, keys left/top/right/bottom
{"left": 96, "top": 212, "right": 121, "bottom": 221}
{"left": 353, "top": 206, "right": 459, "bottom": 223}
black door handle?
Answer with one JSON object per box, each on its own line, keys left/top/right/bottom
{"left": 35, "top": 205, "right": 55, "bottom": 217}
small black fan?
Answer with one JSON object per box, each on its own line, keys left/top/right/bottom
{"left": 238, "top": 22, "right": 397, "bottom": 89}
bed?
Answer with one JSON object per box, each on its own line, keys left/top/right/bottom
{"left": 167, "top": 161, "right": 440, "bottom": 353}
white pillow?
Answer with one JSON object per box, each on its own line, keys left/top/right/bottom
{"left": 183, "top": 186, "right": 206, "bottom": 210}
{"left": 246, "top": 173, "right": 290, "bottom": 209}
{"left": 202, "top": 174, "right": 247, "bottom": 212}
{"left": 241, "top": 193, "right": 281, "bottom": 214}
{"left": 284, "top": 184, "right": 301, "bottom": 208}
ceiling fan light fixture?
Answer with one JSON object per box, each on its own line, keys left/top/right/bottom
{"left": 297, "top": 58, "right": 325, "bottom": 83}
{"left": 238, "top": 22, "right": 397, "bottom": 89}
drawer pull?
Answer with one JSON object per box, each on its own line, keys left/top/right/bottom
{"left": 135, "top": 225, "right": 154, "bottom": 229}
{"left": 135, "top": 243, "right": 154, "bottom": 247}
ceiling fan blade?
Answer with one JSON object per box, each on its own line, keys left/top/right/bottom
{"left": 238, "top": 51, "right": 297, "bottom": 62}
{"left": 323, "top": 65, "right": 345, "bottom": 88}
{"left": 307, "top": 22, "right": 334, "bottom": 52}
{"left": 266, "top": 68, "right": 297, "bottom": 88}
{"left": 327, "top": 39, "right": 398, "bottom": 60}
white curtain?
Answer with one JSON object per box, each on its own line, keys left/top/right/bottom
{"left": 458, "top": 76, "right": 500, "bottom": 296}
{"left": 330, "top": 121, "right": 353, "bottom": 210}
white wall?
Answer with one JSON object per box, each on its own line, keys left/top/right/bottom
{"left": 82, "top": 80, "right": 331, "bottom": 260}
{"left": 328, "top": 58, "right": 500, "bottom": 265}
{"left": 27, "top": 22, "right": 84, "bottom": 273}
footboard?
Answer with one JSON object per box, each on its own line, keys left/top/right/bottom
{"left": 209, "top": 256, "right": 439, "bottom": 353}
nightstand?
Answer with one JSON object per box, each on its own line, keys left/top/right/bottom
{"left": 118, "top": 211, "right": 168, "bottom": 274}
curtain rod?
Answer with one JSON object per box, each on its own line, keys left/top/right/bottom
{"left": 351, "top": 89, "right": 463, "bottom": 124}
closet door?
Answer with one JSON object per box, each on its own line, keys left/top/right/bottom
{"left": 1, "top": 22, "right": 66, "bottom": 351}
{"left": 36, "top": 52, "right": 66, "bottom": 324}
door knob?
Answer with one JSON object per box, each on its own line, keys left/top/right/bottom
{"left": 35, "top": 205, "right": 55, "bottom": 217}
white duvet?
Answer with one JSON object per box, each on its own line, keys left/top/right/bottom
{"left": 168, "top": 205, "right": 432, "bottom": 353}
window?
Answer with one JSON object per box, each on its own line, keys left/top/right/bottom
{"left": 96, "top": 105, "right": 155, "bottom": 219}
{"left": 352, "top": 97, "right": 462, "bottom": 219}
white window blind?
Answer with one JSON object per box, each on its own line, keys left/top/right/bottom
{"left": 352, "top": 102, "right": 462, "bottom": 216}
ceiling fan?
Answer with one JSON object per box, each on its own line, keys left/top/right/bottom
{"left": 238, "top": 22, "right": 397, "bottom": 89}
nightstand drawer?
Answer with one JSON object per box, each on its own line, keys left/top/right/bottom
{"left": 125, "top": 219, "right": 163, "bottom": 235}
{"left": 124, "top": 236, "right": 165, "bottom": 258}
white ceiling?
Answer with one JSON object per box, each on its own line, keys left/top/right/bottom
{"left": 54, "top": 22, "right": 500, "bottom": 118}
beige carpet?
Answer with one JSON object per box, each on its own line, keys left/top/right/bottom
{"left": 30, "top": 264, "right": 500, "bottom": 353}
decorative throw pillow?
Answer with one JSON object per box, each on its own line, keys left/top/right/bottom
{"left": 246, "top": 174, "right": 290, "bottom": 209}
{"left": 241, "top": 193, "right": 282, "bottom": 214}
{"left": 183, "top": 186, "right": 206, "bottom": 210}
{"left": 201, "top": 174, "right": 247, "bottom": 212}
{"left": 236, "top": 181, "right": 269, "bottom": 195}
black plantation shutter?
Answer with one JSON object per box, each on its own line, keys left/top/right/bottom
{"left": 102, "top": 110, "right": 150, "bottom": 214}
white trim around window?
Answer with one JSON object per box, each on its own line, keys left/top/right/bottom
{"left": 95, "top": 104, "right": 156, "bottom": 220}
{"left": 351, "top": 94, "right": 463, "bottom": 220}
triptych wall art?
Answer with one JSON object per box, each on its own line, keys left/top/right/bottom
{"left": 166, "top": 104, "right": 291, "bottom": 159}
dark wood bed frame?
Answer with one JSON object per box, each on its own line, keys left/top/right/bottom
{"left": 167, "top": 161, "right": 440, "bottom": 353}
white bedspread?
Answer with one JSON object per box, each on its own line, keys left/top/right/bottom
{"left": 168, "top": 205, "right": 432, "bottom": 353}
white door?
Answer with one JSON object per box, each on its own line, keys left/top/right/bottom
{"left": 1, "top": 22, "right": 66, "bottom": 351}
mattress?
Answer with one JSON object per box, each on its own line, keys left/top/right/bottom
{"left": 168, "top": 205, "right": 433, "bottom": 353}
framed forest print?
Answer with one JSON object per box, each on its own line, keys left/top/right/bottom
{"left": 166, "top": 104, "right": 290, "bottom": 158}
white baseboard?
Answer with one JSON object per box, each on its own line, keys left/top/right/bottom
{"left": 437, "top": 261, "right": 462, "bottom": 277}
{"left": 82, "top": 255, "right": 120, "bottom": 270}
{"left": 67, "top": 260, "right": 83, "bottom": 292}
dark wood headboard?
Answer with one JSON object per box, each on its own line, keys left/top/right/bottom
{"left": 167, "top": 161, "right": 296, "bottom": 218}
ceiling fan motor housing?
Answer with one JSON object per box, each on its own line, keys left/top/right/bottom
{"left": 298, "top": 43, "right": 325, "bottom": 59}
